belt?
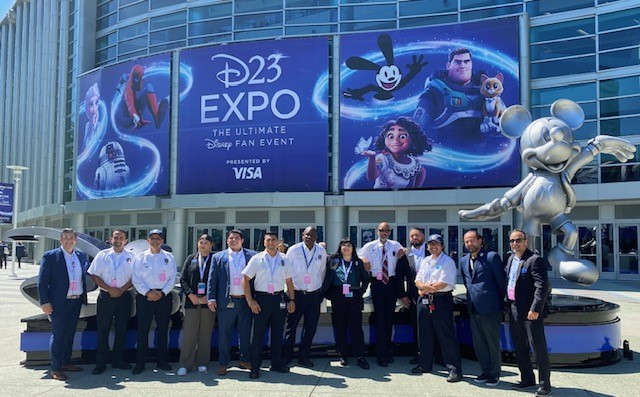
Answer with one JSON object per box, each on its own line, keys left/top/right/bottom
{"left": 66, "top": 295, "right": 81, "bottom": 300}
{"left": 255, "top": 291, "right": 284, "bottom": 296}
{"left": 295, "top": 289, "right": 321, "bottom": 295}
{"left": 229, "top": 294, "right": 245, "bottom": 299}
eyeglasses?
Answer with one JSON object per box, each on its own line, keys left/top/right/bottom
{"left": 378, "top": 229, "right": 391, "bottom": 233}
{"left": 509, "top": 238, "right": 525, "bottom": 244}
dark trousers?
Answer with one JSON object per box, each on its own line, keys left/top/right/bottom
{"left": 371, "top": 278, "right": 397, "bottom": 361}
{"left": 417, "top": 293, "right": 462, "bottom": 374}
{"left": 135, "top": 293, "right": 172, "bottom": 366}
{"left": 329, "top": 286, "right": 365, "bottom": 358}
{"left": 283, "top": 290, "right": 322, "bottom": 361}
{"left": 509, "top": 303, "right": 551, "bottom": 389}
{"left": 96, "top": 290, "right": 132, "bottom": 367}
{"left": 49, "top": 298, "right": 83, "bottom": 371}
{"left": 250, "top": 293, "right": 287, "bottom": 370}
{"left": 0, "top": 254, "right": 6, "bottom": 268}
{"left": 470, "top": 311, "right": 502, "bottom": 378}
{"left": 217, "top": 297, "right": 252, "bottom": 366}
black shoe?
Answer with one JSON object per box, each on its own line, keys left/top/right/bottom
{"left": 297, "top": 358, "right": 314, "bottom": 368}
{"left": 270, "top": 365, "right": 290, "bottom": 373}
{"left": 112, "top": 363, "right": 132, "bottom": 370}
{"left": 92, "top": 366, "right": 106, "bottom": 375}
{"left": 156, "top": 362, "right": 172, "bottom": 371}
{"left": 411, "top": 365, "right": 429, "bottom": 374}
{"left": 339, "top": 357, "right": 348, "bottom": 366}
{"left": 535, "top": 387, "right": 552, "bottom": 396}
{"left": 512, "top": 380, "right": 536, "bottom": 389}
{"left": 409, "top": 356, "right": 419, "bottom": 365}
{"left": 132, "top": 365, "right": 145, "bottom": 375}
{"left": 474, "top": 373, "right": 490, "bottom": 383}
{"left": 377, "top": 359, "right": 388, "bottom": 367}
{"left": 357, "top": 357, "right": 370, "bottom": 370}
{"left": 486, "top": 377, "right": 500, "bottom": 387}
{"left": 249, "top": 370, "right": 260, "bottom": 379}
{"left": 446, "top": 372, "right": 463, "bottom": 382}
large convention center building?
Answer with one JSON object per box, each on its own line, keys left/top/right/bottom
{"left": 0, "top": 0, "right": 639, "bottom": 281}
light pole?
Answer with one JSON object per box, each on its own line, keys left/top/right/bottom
{"left": 6, "top": 165, "right": 28, "bottom": 277}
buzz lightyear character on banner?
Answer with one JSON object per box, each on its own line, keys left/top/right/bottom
{"left": 459, "top": 99, "right": 636, "bottom": 286}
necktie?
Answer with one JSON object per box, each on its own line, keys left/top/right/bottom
{"left": 469, "top": 257, "right": 474, "bottom": 277}
{"left": 382, "top": 244, "right": 389, "bottom": 285}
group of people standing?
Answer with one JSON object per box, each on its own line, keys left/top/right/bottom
{"left": 37, "top": 224, "right": 552, "bottom": 396}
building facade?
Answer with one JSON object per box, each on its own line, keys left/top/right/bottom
{"left": 0, "top": 0, "right": 639, "bottom": 281}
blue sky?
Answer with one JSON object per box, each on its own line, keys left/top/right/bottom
{"left": 0, "top": 1, "right": 13, "bottom": 19}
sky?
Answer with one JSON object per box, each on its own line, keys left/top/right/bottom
{"left": 0, "top": 1, "right": 13, "bottom": 20}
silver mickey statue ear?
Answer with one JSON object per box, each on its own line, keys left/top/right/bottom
{"left": 500, "top": 105, "right": 532, "bottom": 139}
{"left": 550, "top": 99, "right": 584, "bottom": 130}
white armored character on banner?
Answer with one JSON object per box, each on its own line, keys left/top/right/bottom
{"left": 459, "top": 99, "right": 636, "bottom": 286}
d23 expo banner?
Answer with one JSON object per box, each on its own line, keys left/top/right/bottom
{"left": 0, "top": 183, "right": 14, "bottom": 224}
{"left": 76, "top": 53, "right": 171, "bottom": 200}
{"left": 177, "top": 37, "right": 329, "bottom": 194}
{"left": 340, "top": 17, "right": 520, "bottom": 190}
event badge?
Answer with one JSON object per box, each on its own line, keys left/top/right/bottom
{"left": 268, "top": 283, "right": 275, "bottom": 294}
{"left": 197, "top": 282, "right": 206, "bottom": 295}
{"left": 159, "top": 270, "right": 167, "bottom": 283}
{"left": 376, "top": 272, "right": 383, "bottom": 281}
{"left": 342, "top": 284, "right": 350, "bottom": 295}
{"left": 110, "top": 278, "right": 117, "bottom": 288}
{"left": 226, "top": 301, "right": 235, "bottom": 309}
{"left": 280, "top": 301, "right": 287, "bottom": 309}
{"left": 233, "top": 276, "right": 242, "bottom": 286}
{"left": 70, "top": 280, "right": 77, "bottom": 292}
{"left": 304, "top": 274, "right": 311, "bottom": 285}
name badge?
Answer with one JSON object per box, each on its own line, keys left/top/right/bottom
{"left": 159, "top": 271, "right": 167, "bottom": 283}
{"left": 267, "top": 283, "right": 275, "bottom": 294}
{"left": 376, "top": 272, "right": 383, "bottom": 281}
{"left": 279, "top": 302, "right": 287, "bottom": 310}
{"left": 342, "top": 284, "right": 350, "bottom": 295}
{"left": 70, "top": 280, "right": 78, "bottom": 292}
{"left": 110, "top": 278, "right": 117, "bottom": 288}
{"left": 233, "top": 276, "right": 242, "bottom": 286}
{"left": 304, "top": 274, "right": 311, "bottom": 285}
{"left": 345, "top": 292, "right": 353, "bottom": 298}
{"left": 197, "top": 282, "right": 206, "bottom": 295}
{"left": 226, "top": 301, "right": 235, "bottom": 309}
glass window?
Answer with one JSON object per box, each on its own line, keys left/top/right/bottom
{"left": 399, "top": 0, "right": 456, "bottom": 16}
{"left": 574, "top": 120, "right": 597, "bottom": 141}
{"left": 97, "top": 13, "right": 118, "bottom": 31}
{"left": 235, "top": 28, "right": 284, "bottom": 40}
{"left": 118, "top": 48, "right": 148, "bottom": 62}
{"left": 600, "top": 115, "right": 640, "bottom": 136}
{"left": 599, "top": 28, "right": 640, "bottom": 52}
{"left": 119, "top": 20, "right": 147, "bottom": 40}
{"left": 119, "top": 35, "right": 148, "bottom": 54}
{"left": 188, "top": 34, "right": 232, "bottom": 46}
{"left": 188, "top": 18, "right": 232, "bottom": 37}
{"left": 150, "top": 26, "right": 185, "bottom": 45}
{"left": 527, "top": 0, "right": 593, "bottom": 17}
{"left": 531, "top": 18, "right": 594, "bottom": 42}
{"left": 285, "top": 8, "right": 337, "bottom": 24}
{"left": 189, "top": 2, "right": 232, "bottom": 21}
{"left": 150, "top": 11, "right": 186, "bottom": 30}
{"left": 531, "top": 55, "right": 595, "bottom": 79}
{"left": 531, "top": 37, "right": 595, "bottom": 61}
{"left": 120, "top": 0, "right": 140, "bottom": 6}
{"left": 96, "top": 33, "right": 117, "bottom": 50}
{"left": 601, "top": 164, "right": 640, "bottom": 183}
{"left": 235, "top": 12, "right": 283, "bottom": 30}
{"left": 461, "top": 4, "right": 521, "bottom": 21}
{"left": 285, "top": 24, "right": 337, "bottom": 35}
{"left": 287, "top": 0, "right": 337, "bottom": 6}
{"left": 97, "top": 0, "right": 117, "bottom": 18}
{"left": 600, "top": 96, "right": 640, "bottom": 118}
{"left": 150, "top": 0, "right": 182, "bottom": 9}
{"left": 340, "top": 20, "right": 395, "bottom": 32}
{"left": 600, "top": 76, "right": 640, "bottom": 99}
{"left": 149, "top": 40, "right": 185, "bottom": 54}
{"left": 400, "top": 14, "right": 458, "bottom": 28}
{"left": 119, "top": 1, "right": 148, "bottom": 22}
{"left": 236, "top": 0, "right": 282, "bottom": 13}
{"left": 341, "top": 4, "right": 396, "bottom": 21}
{"left": 600, "top": 48, "right": 640, "bottom": 70}
{"left": 461, "top": 0, "right": 519, "bottom": 9}
{"left": 341, "top": 0, "right": 392, "bottom": 3}
{"left": 532, "top": 83, "right": 596, "bottom": 105}
{"left": 601, "top": 223, "right": 614, "bottom": 273}
{"left": 599, "top": 7, "right": 640, "bottom": 32}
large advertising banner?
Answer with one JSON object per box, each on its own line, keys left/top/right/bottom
{"left": 0, "top": 183, "right": 14, "bottom": 224}
{"left": 177, "top": 37, "right": 329, "bottom": 194}
{"left": 76, "top": 53, "right": 171, "bottom": 200}
{"left": 339, "top": 17, "right": 520, "bottom": 190}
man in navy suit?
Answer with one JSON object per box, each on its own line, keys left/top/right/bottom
{"left": 460, "top": 230, "right": 506, "bottom": 386}
{"left": 208, "top": 229, "right": 257, "bottom": 376}
{"left": 38, "top": 228, "right": 89, "bottom": 381}
{"left": 506, "top": 229, "right": 552, "bottom": 397}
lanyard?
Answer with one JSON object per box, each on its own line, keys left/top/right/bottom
{"left": 301, "top": 244, "right": 317, "bottom": 269}
{"left": 198, "top": 253, "right": 210, "bottom": 280}
{"left": 265, "top": 253, "right": 278, "bottom": 281}
{"left": 339, "top": 259, "right": 354, "bottom": 284}
{"left": 229, "top": 251, "right": 244, "bottom": 273}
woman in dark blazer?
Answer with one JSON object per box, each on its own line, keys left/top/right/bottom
{"left": 177, "top": 234, "right": 216, "bottom": 376}
{"left": 322, "top": 237, "right": 371, "bottom": 369}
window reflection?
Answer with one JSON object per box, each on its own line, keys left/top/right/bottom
{"left": 532, "top": 56, "right": 595, "bottom": 78}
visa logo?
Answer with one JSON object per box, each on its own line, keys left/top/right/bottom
{"left": 233, "top": 167, "right": 263, "bottom": 179}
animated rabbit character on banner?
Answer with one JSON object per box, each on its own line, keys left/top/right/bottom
{"left": 459, "top": 99, "right": 636, "bottom": 286}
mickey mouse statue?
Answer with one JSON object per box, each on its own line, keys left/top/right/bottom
{"left": 459, "top": 99, "right": 636, "bottom": 286}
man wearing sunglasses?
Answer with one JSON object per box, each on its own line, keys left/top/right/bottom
{"left": 505, "top": 229, "right": 552, "bottom": 397}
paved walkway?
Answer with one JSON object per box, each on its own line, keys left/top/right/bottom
{"left": 1, "top": 261, "right": 638, "bottom": 396}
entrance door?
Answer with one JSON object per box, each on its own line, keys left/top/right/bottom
{"left": 618, "top": 225, "right": 639, "bottom": 279}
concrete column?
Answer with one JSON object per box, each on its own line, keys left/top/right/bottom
{"left": 167, "top": 208, "right": 186, "bottom": 265}
{"left": 70, "top": 212, "right": 85, "bottom": 234}
{"left": 324, "top": 196, "right": 347, "bottom": 253}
